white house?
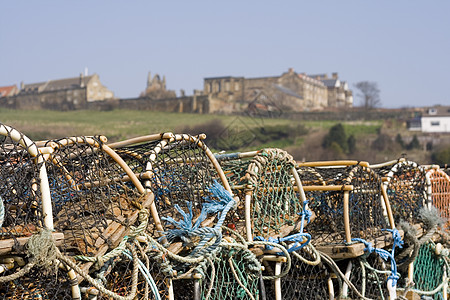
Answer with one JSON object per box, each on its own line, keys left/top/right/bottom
{"left": 411, "top": 106, "right": 450, "bottom": 133}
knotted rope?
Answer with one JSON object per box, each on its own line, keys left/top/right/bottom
{"left": 0, "top": 229, "right": 58, "bottom": 283}
{"left": 161, "top": 180, "right": 236, "bottom": 259}
{"left": 351, "top": 231, "right": 402, "bottom": 287}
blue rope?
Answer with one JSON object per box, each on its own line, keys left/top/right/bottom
{"left": 161, "top": 203, "right": 196, "bottom": 244}
{"left": 351, "top": 231, "right": 402, "bottom": 287}
{"left": 254, "top": 200, "right": 312, "bottom": 255}
{"left": 161, "top": 180, "right": 236, "bottom": 257}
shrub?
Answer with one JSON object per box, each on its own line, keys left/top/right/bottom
{"left": 407, "top": 135, "right": 421, "bottom": 150}
{"left": 322, "top": 123, "right": 348, "bottom": 153}
{"left": 395, "top": 133, "right": 405, "bottom": 149}
{"left": 347, "top": 135, "right": 356, "bottom": 154}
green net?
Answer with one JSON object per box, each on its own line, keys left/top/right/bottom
{"left": 413, "top": 242, "right": 447, "bottom": 299}
{"left": 246, "top": 148, "right": 303, "bottom": 240}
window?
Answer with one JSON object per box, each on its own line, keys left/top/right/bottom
{"left": 431, "top": 121, "right": 440, "bottom": 126}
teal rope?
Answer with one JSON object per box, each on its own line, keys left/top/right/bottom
{"left": 122, "top": 249, "right": 161, "bottom": 300}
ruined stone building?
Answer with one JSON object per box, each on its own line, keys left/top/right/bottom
{"left": 140, "top": 72, "right": 176, "bottom": 99}
{"left": 203, "top": 68, "right": 352, "bottom": 114}
{"left": 4, "top": 73, "right": 115, "bottom": 110}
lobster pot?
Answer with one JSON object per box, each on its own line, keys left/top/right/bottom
{"left": 264, "top": 248, "right": 334, "bottom": 300}
{"left": 411, "top": 242, "right": 448, "bottom": 300}
{"left": 298, "top": 163, "right": 392, "bottom": 247}
{"left": 380, "top": 160, "right": 428, "bottom": 224}
{"left": 342, "top": 254, "right": 390, "bottom": 300}
{"left": 44, "top": 135, "right": 145, "bottom": 258}
{"left": 172, "top": 245, "right": 261, "bottom": 300}
{"left": 0, "top": 124, "right": 77, "bottom": 299}
{"left": 443, "top": 165, "right": 450, "bottom": 177}
{"left": 426, "top": 168, "right": 450, "bottom": 230}
{"left": 0, "top": 123, "right": 46, "bottom": 240}
{"left": 0, "top": 266, "right": 75, "bottom": 300}
{"left": 93, "top": 247, "right": 171, "bottom": 300}
{"left": 111, "top": 133, "right": 233, "bottom": 238}
{"left": 245, "top": 148, "right": 305, "bottom": 242}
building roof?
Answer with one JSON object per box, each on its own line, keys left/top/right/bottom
{"left": 424, "top": 106, "right": 450, "bottom": 117}
{"left": 321, "top": 79, "right": 340, "bottom": 88}
{"left": 0, "top": 85, "right": 17, "bottom": 97}
{"left": 21, "top": 75, "right": 94, "bottom": 94}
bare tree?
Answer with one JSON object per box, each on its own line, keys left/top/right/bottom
{"left": 354, "top": 81, "right": 381, "bottom": 109}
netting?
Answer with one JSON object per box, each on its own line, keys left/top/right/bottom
{"left": 44, "top": 136, "right": 145, "bottom": 257}
{"left": 196, "top": 245, "right": 261, "bottom": 300}
{"left": 0, "top": 124, "right": 45, "bottom": 240}
{"left": 215, "top": 151, "right": 257, "bottom": 238}
{"left": 111, "top": 134, "right": 232, "bottom": 252}
{"left": 0, "top": 124, "right": 67, "bottom": 299}
{"left": 264, "top": 247, "right": 334, "bottom": 300}
{"left": 426, "top": 168, "right": 450, "bottom": 231}
{"left": 344, "top": 254, "right": 391, "bottom": 300}
{"left": 246, "top": 149, "right": 304, "bottom": 241}
{"left": 412, "top": 242, "right": 448, "bottom": 299}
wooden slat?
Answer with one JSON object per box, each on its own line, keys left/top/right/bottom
{"left": 0, "top": 232, "right": 65, "bottom": 255}
{"left": 316, "top": 224, "right": 424, "bottom": 259}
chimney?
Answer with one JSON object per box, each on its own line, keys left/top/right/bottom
{"left": 20, "top": 81, "right": 24, "bottom": 90}
{"left": 79, "top": 73, "right": 85, "bottom": 87}
{"left": 332, "top": 72, "right": 338, "bottom": 79}
{"left": 288, "top": 68, "right": 294, "bottom": 74}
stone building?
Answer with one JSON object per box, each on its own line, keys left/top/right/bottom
{"left": 7, "top": 73, "right": 114, "bottom": 110}
{"left": 203, "top": 68, "right": 331, "bottom": 113}
{"left": 309, "top": 73, "right": 353, "bottom": 108}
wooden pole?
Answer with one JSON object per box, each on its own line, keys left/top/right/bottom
{"left": 343, "top": 191, "right": 352, "bottom": 244}
{"left": 380, "top": 184, "right": 395, "bottom": 229}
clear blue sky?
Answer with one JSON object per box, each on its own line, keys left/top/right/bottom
{"left": 1, "top": 1, "right": 449, "bottom": 108}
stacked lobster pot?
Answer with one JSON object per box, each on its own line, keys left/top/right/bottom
{"left": 109, "top": 133, "right": 263, "bottom": 300}
{"left": 217, "top": 149, "right": 333, "bottom": 300}
{"left": 372, "top": 159, "right": 450, "bottom": 299}
{"left": 0, "top": 120, "right": 449, "bottom": 300}
{"left": 296, "top": 160, "right": 402, "bottom": 299}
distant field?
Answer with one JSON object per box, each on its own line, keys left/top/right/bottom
{"left": 0, "top": 108, "right": 382, "bottom": 144}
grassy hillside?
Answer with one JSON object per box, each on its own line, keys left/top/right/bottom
{"left": 1, "top": 108, "right": 379, "bottom": 142}
{"left": 2, "top": 108, "right": 445, "bottom": 165}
